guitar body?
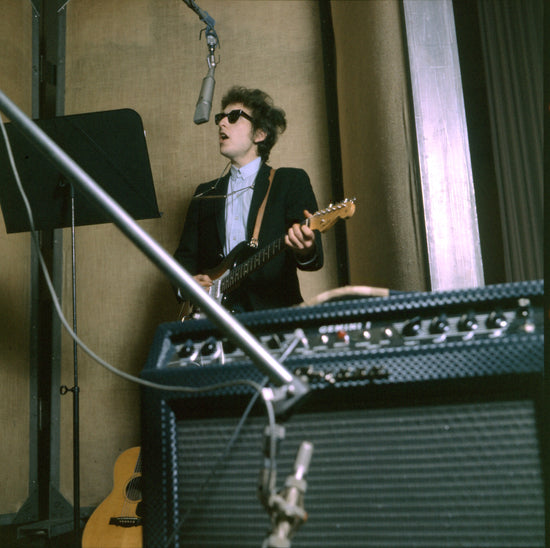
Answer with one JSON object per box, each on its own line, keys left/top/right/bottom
{"left": 178, "top": 242, "right": 251, "bottom": 319}
{"left": 204, "top": 241, "right": 253, "bottom": 308}
{"left": 82, "top": 446, "right": 142, "bottom": 548}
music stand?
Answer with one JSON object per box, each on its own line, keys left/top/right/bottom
{"left": 0, "top": 108, "right": 160, "bottom": 232}
{"left": 0, "top": 108, "right": 160, "bottom": 543}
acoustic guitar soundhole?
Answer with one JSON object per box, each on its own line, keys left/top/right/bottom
{"left": 126, "top": 476, "right": 142, "bottom": 502}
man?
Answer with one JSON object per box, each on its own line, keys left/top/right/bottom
{"left": 174, "top": 86, "right": 323, "bottom": 312}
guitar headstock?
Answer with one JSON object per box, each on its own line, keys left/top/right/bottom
{"left": 308, "top": 198, "right": 356, "bottom": 233}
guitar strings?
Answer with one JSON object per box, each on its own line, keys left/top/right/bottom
{"left": 118, "top": 451, "right": 142, "bottom": 520}
{"left": 0, "top": 120, "right": 293, "bottom": 544}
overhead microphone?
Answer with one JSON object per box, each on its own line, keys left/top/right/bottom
{"left": 193, "top": 64, "right": 216, "bottom": 125}
{"left": 193, "top": 28, "right": 218, "bottom": 125}
{"left": 180, "top": 2, "right": 219, "bottom": 124}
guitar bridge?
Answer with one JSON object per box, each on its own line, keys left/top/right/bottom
{"left": 108, "top": 516, "right": 143, "bottom": 528}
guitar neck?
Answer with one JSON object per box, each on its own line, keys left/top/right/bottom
{"left": 216, "top": 196, "right": 357, "bottom": 299}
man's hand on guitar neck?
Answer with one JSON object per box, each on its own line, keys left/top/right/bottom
{"left": 285, "top": 210, "right": 317, "bottom": 263}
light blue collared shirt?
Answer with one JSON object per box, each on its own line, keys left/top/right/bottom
{"left": 224, "top": 157, "right": 262, "bottom": 256}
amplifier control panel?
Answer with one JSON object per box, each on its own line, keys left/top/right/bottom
{"left": 164, "top": 294, "right": 542, "bottom": 369}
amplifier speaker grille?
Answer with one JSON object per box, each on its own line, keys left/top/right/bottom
{"left": 160, "top": 397, "right": 544, "bottom": 548}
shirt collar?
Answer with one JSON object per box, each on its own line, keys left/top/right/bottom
{"left": 230, "top": 156, "right": 262, "bottom": 181}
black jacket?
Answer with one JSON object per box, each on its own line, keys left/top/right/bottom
{"left": 174, "top": 163, "right": 323, "bottom": 311}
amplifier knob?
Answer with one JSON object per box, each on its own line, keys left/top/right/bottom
{"left": 486, "top": 309, "right": 508, "bottom": 329}
{"left": 429, "top": 314, "right": 449, "bottom": 334}
{"left": 336, "top": 330, "right": 350, "bottom": 344}
{"left": 516, "top": 298, "right": 535, "bottom": 332}
{"left": 516, "top": 298, "right": 532, "bottom": 319}
{"left": 402, "top": 316, "right": 422, "bottom": 336}
{"left": 458, "top": 311, "right": 478, "bottom": 331}
{"left": 178, "top": 339, "right": 195, "bottom": 358}
{"left": 200, "top": 337, "right": 218, "bottom": 356}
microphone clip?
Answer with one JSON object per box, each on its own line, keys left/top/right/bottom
{"left": 202, "top": 27, "right": 220, "bottom": 68}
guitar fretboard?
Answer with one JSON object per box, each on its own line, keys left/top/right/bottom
{"left": 220, "top": 235, "right": 287, "bottom": 295}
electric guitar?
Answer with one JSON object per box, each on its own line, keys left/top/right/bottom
{"left": 81, "top": 446, "right": 143, "bottom": 548}
{"left": 180, "top": 198, "right": 356, "bottom": 319}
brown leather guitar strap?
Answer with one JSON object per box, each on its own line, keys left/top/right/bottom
{"left": 249, "top": 168, "right": 275, "bottom": 248}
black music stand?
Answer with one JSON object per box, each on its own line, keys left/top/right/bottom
{"left": 0, "top": 108, "right": 160, "bottom": 232}
{"left": 0, "top": 108, "right": 160, "bottom": 543}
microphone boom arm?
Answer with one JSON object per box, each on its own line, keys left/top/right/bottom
{"left": 181, "top": 0, "right": 220, "bottom": 50}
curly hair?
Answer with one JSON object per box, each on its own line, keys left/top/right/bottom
{"left": 221, "top": 86, "right": 287, "bottom": 162}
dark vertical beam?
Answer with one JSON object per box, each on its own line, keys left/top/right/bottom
{"left": 15, "top": 0, "right": 73, "bottom": 542}
{"left": 27, "top": 2, "right": 42, "bottom": 528}
{"left": 318, "top": 0, "right": 350, "bottom": 287}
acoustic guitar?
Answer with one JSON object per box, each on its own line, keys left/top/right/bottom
{"left": 179, "top": 198, "right": 356, "bottom": 319}
{"left": 81, "top": 446, "right": 143, "bottom": 548}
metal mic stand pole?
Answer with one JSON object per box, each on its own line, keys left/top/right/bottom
{"left": 0, "top": 89, "right": 309, "bottom": 415}
{"left": 58, "top": 181, "right": 81, "bottom": 546}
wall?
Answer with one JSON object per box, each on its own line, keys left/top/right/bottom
{"left": 0, "top": 1, "right": 33, "bottom": 517}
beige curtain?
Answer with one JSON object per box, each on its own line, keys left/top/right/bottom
{"left": 330, "top": 0, "right": 429, "bottom": 291}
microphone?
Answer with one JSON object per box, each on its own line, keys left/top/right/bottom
{"left": 193, "top": 65, "right": 216, "bottom": 125}
{"left": 262, "top": 441, "right": 313, "bottom": 548}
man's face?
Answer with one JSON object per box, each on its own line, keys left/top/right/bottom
{"left": 217, "top": 102, "right": 266, "bottom": 167}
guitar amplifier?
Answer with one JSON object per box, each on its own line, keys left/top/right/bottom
{"left": 140, "top": 280, "right": 545, "bottom": 548}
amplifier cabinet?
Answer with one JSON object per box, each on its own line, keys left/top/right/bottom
{"left": 141, "top": 280, "right": 545, "bottom": 548}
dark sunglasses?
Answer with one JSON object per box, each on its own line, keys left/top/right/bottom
{"left": 214, "top": 109, "right": 253, "bottom": 125}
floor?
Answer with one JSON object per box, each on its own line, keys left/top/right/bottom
{"left": 0, "top": 524, "right": 80, "bottom": 548}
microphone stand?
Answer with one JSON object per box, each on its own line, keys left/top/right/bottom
{"left": 58, "top": 181, "right": 81, "bottom": 545}
{"left": 189, "top": 1, "right": 219, "bottom": 125}
{"left": 0, "top": 89, "right": 309, "bottom": 415}
{"left": 259, "top": 435, "right": 313, "bottom": 548}
{"left": 257, "top": 330, "right": 314, "bottom": 548}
